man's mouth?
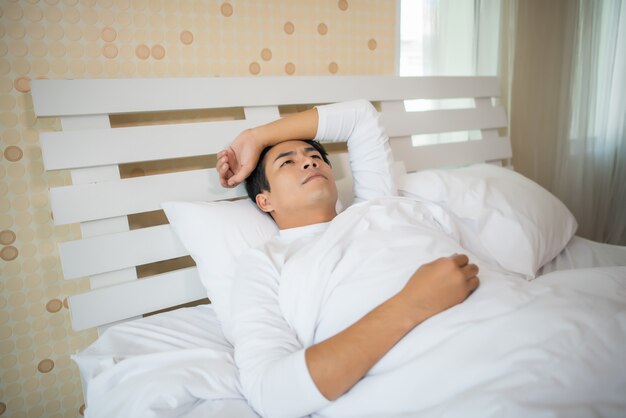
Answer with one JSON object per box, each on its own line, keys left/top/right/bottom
{"left": 302, "top": 173, "right": 326, "bottom": 184}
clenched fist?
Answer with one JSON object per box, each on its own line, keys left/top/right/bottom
{"left": 397, "top": 254, "right": 480, "bottom": 324}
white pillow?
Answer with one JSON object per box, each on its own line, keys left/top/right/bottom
{"left": 397, "top": 164, "right": 578, "bottom": 279}
{"left": 161, "top": 199, "right": 278, "bottom": 339}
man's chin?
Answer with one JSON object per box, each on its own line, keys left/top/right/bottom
{"left": 295, "top": 191, "right": 337, "bottom": 210}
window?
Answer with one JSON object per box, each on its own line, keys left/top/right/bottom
{"left": 399, "top": 0, "right": 501, "bottom": 146}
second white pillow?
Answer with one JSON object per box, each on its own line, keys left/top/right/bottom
{"left": 397, "top": 164, "right": 578, "bottom": 279}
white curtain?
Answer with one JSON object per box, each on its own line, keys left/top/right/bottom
{"left": 399, "top": 0, "right": 501, "bottom": 146}
{"left": 553, "top": 0, "right": 626, "bottom": 244}
{"left": 400, "top": 0, "right": 500, "bottom": 77}
{"left": 504, "top": 0, "right": 625, "bottom": 245}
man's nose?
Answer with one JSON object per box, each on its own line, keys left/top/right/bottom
{"left": 302, "top": 156, "right": 318, "bottom": 170}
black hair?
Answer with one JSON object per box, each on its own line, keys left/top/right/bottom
{"left": 245, "top": 139, "right": 331, "bottom": 202}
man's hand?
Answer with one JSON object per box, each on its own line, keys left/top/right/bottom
{"left": 398, "top": 254, "right": 480, "bottom": 324}
{"left": 217, "top": 128, "right": 265, "bottom": 188}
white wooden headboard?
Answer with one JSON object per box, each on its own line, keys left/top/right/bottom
{"left": 31, "top": 76, "right": 511, "bottom": 332}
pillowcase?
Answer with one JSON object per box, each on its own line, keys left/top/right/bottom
{"left": 161, "top": 199, "right": 278, "bottom": 340}
{"left": 397, "top": 163, "right": 578, "bottom": 279}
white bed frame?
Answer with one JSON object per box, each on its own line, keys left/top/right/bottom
{"left": 31, "top": 76, "right": 511, "bottom": 333}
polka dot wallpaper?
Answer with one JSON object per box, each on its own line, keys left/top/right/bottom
{"left": 0, "top": 0, "right": 397, "bottom": 416}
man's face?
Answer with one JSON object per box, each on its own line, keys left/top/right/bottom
{"left": 256, "top": 140, "right": 337, "bottom": 219}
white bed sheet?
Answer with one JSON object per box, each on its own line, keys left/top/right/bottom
{"left": 74, "top": 236, "right": 625, "bottom": 418}
{"left": 538, "top": 235, "right": 626, "bottom": 275}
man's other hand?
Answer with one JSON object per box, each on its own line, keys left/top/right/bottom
{"left": 398, "top": 254, "right": 480, "bottom": 324}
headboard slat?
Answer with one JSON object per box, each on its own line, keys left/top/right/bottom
{"left": 59, "top": 224, "right": 186, "bottom": 280}
{"left": 32, "top": 76, "right": 500, "bottom": 117}
{"left": 381, "top": 106, "right": 507, "bottom": 137}
{"left": 68, "top": 267, "right": 205, "bottom": 331}
{"left": 41, "top": 118, "right": 277, "bottom": 171}
{"left": 49, "top": 169, "right": 244, "bottom": 225}
{"left": 390, "top": 136, "right": 512, "bottom": 172}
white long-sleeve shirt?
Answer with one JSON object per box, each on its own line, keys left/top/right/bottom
{"left": 229, "top": 100, "right": 400, "bottom": 418}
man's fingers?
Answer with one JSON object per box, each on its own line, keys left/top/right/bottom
{"left": 227, "top": 163, "right": 252, "bottom": 187}
{"left": 218, "top": 162, "right": 230, "bottom": 175}
{"left": 218, "top": 146, "right": 247, "bottom": 188}
{"left": 227, "top": 175, "right": 242, "bottom": 187}
{"left": 217, "top": 153, "right": 237, "bottom": 187}
{"left": 450, "top": 253, "right": 469, "bottom": 268}
{"left": 460, "top": 263, "right": 479, "bottom": 279}
{"left": 224, "top": 148, "right": 236, "bottom": 161}
{"left": 467, "top": 276, "right": 480, "bottom": 292}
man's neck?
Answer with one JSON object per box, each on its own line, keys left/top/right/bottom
{"left": 275, "top": 207, "right": 337, "bottom": 230}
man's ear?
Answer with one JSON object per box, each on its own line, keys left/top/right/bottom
{"left": 255, "top": 192, "right": 273, "bottom": 213}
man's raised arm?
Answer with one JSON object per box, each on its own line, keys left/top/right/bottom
{"left": 217, "top": 99, "right": 396, "bottom": 200}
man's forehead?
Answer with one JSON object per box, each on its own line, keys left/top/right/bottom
{"left": 270, "top": 139, "right": 311, "bottom": 152}
{"left": 267, "top": 140, "right": 312, "bottom": 155}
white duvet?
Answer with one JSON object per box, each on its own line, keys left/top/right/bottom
{"left": 315, "top": 266, "right": 626, "bottom": 418}
{"left": 75, "top": 201, "right": 626, "bottom": 418}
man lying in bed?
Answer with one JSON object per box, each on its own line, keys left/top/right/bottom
{"left": 216, "top": 100, "right": 480, "bottom": 418}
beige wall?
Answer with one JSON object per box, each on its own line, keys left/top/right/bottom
{"left": 508, "top": 0, "right": 576, "bottom": 191}
{"left": 0, "top": 1, "right": 397, "bottom": 417}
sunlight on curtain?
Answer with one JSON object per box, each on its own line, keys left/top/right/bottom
{"left": 400, "top": 0, "right": 500, "bottom": 76}
{"left": 553, "top": 0, "right": 626, "bottom": 244}
{"left": 399, "top": 0, "right": 501, "bottom": 146}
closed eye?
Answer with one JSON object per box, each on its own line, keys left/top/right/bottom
{"left": 280, "top": 159, "right": 294, "bottom": 167}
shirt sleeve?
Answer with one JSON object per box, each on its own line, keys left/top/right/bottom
{"left": 230, "top": 247, "right": 331, "bottom": 418}
{"left": 314, "top": 99, "right": 398, "bottom": 203}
